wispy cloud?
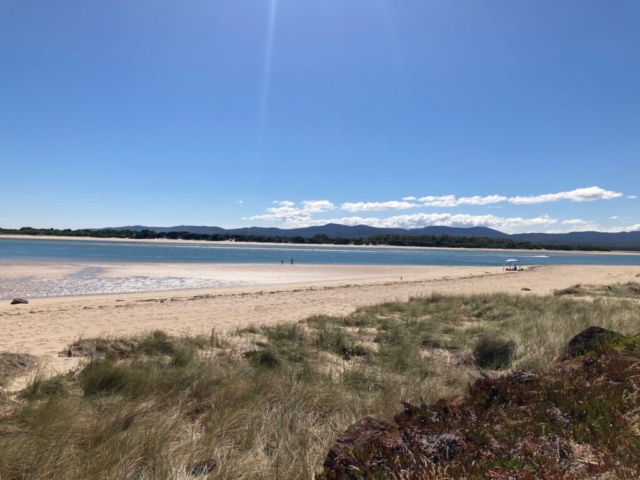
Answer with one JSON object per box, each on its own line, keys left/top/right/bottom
{"left": 341, "top": 201, "right": 418, "bottom": 212}
{"left": 333, "top": 186, "right": 625, "bottom": 214}
{"left": 410, "top": 187, "right": 622, "bottom": 209}
{"left": 562, "top": 219, "right": 590, "bottom": 225}
{"left": 417, "top": 194, "right": 509, "bottom": 207}
{"left": 628, "top": 195, "right": 638, "bottom": 200}
{"left": 508, "top": 186, "right": 622, "bottom": 205}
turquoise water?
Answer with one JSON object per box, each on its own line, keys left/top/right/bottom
{"left": 2, "top": 237, "right": 640, "bottom": 266}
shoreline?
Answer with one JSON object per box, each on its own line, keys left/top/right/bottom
{"left": 1, "top": 262, "right": 471, "bottom": 301}
{"left": 2, "top": 265, "right": 640, "bottom": 361}
{"left": 1, "top": 234, "right": 638, "bottom": 255}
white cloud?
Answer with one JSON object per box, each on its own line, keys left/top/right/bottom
{"left": 548, "top": 218, "right": 600, "bottom": 232}
{"left": 255, "top": 211, "right": 557, "bottom": 233}
{"left": 249, "top": 200, "right": 335, "bottom": 226}
{"left": 508, "top": 186, "right": 622, "bottom": 205}
{"left": 417, "top": 194, "right": 508, "bottom": 207}
{"left": 301, "top": 200, "right": 335, "bottom": 213}
{"left": 457, "top": 195, "right": 509, "bottom": 206}
{"left": 237, "top": 200, "right": 243, "bottom": 204}
{"left": 418, "top": 195, "right": 458, "bottom": 207}
{"left": 341, "top": 201, "right": 418, "bottom": 212}
{"left": 592, "top": 223, "right": 640, "bottom": 233}
{"left": 413, "top": 187, "right": 621, "bottom": 207}
{"left": 628, "top": 195, "right": 638, "bottom": 200}
{"left": 248, "top": 186, "right": 626, "bottom": 232}
{"left": 562, "top": 219, "right": 590, "bottom": 225}
{"left": 610, "top": 216, "right": 618, "bottom": 220}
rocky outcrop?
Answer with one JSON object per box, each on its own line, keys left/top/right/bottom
{"left": 323, "top": 414, "right": 402, "bottom": 473}
{"left": 10, "top": 298, "right": 28, "bottom": 305}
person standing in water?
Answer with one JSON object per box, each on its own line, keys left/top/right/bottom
{"left": 291, "top": 258, "right": 294, "bottom": 265}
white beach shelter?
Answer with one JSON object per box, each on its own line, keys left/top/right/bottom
{"left": 504, "top": 259, "right": 521, "bottom": 271}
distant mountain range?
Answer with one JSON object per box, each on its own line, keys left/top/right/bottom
{"left": 110, "top": 224, "right": 640, "bottom": 248}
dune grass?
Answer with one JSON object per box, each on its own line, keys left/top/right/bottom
{"left": 0, "top": 289, "right": 639, "bottom": 479}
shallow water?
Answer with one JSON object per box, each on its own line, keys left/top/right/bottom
{"left": 0, "top": 269, "right": 252, "bottom": 299}
{"left": 2, "top": 237, "right": 640, "bottom": 299}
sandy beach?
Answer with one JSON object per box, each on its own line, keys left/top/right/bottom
{"left": 2, "top": 264, "right": 639, "bottom": 369}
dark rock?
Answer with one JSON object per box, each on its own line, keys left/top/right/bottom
{"left": 565, "top": 326, "right": 625, "bottom": 359}
{"left": 554, "top": 285, "right": 581, "bottom": 296}
{"left": 189, "top": 457, "right": 217, "bottom": 476}
{"left": 509, "top": 369, "right": 538, "bottom": 384}
{"left": 521, "top": 287, "right": 531, "bottom": 291}
{"left": 323, "top": 414, "right": 402, "bottom": 472}
{"left": 595, "top": 285, "right": 613, "bottom": 292}
{"left": 417, "top": 432, "right": 461, "bottom": 463}
{"left": 11, "top": 298, "right": 28, "bottom": 305}
{"left": 60, "top": 338, "right": 139, "bottom": 358}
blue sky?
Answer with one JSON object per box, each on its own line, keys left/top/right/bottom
{"left": 1, "top": 1, "right": 639, "bottom": 233}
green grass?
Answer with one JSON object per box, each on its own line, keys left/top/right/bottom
{"left": 0, "top": 288, "right": 639, "bottom": 479}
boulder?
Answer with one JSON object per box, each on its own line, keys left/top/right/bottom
{"left": 11, "top": 298, "right": 28, "bottom": 305}
{"left": 565, "top": 326, "right": 625, "bottom": 359}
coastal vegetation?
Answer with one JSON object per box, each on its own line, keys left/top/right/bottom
{"left": 1, "top": 286, "right": 639, "bottom": 478}
{"left": 0, "top": 227, "right": 613, "bottom": 251}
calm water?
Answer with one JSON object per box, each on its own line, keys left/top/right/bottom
{"left": 3, "top": 237, "right": 640, "bottom": 299}
{"left": 2, "top": 237, "right": 640, "bottom": 267}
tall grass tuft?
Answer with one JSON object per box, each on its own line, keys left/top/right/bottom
{"left": 473, "top": 335, "right": 516, "bottom": 369}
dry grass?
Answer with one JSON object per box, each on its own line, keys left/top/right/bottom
{"left": 0, "top": 288, "right": 639, "bottom": 479}
{"left": 0, "top": 353, "right": 37, "bottom": 388}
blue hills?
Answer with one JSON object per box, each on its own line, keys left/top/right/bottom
{"left": 111, "top": 224, "right": 640, "bottom": 248}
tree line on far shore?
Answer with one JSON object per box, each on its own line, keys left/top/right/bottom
{"left": 0, "top": 227, "right": 615, "bottom": 251}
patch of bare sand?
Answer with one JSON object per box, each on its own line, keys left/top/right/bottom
{"left": 1, "top": 265, "right": 639, "bottom": 381}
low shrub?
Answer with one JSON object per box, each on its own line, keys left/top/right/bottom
{"left": 473, "top": 334, "right": 516, "bottom": 369}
